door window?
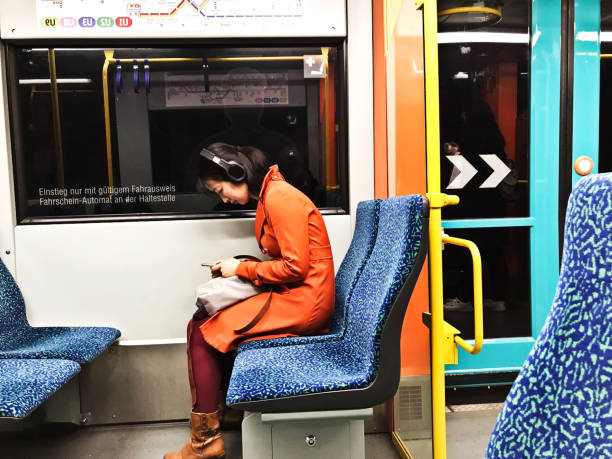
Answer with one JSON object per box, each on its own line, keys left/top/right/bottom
{"left": 438, "top": 0, "right": 531, "bottom": 339}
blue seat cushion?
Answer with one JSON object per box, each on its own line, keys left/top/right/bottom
{"left": 237, "top": 330, "right": 345, "bottom": 353}
{"left": 0, "top": 326, "right": 121, "bottom": 363}
{"left": 0, "top": 359, "right": 80, "bottom": 418}
{"left": 228, "top": 340, "right": 371, "bottom": 405}
{"left": 486, "top": 173, "right": 612, "bottom": 458}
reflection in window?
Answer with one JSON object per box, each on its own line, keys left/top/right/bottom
{"left": 437, "top": 0, "right": 532, "bottom": 341}
{"left": 438, "top": 0, "right": 530, "bottom": 220}
{"left": 443, "top": 227, "right": 531, "bottom": 339}
{"left": 601, "top": 2, "right": 612, "bottom": 173}
{"left": 8, "top": 46, "right": 346, "bottom": 222}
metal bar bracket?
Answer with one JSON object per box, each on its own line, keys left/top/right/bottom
{"left": 426, "top": 192, "right": 460, "bottom": 209}
{"left": 422, "top": 312, "right": 460, "bottom": 365}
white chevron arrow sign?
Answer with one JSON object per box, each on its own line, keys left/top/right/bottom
{"left": 446, "top": 155, "right": 478, "bottom": 189}
{"left": 479, "top": 154, "right": 511, "bottom": 188}
{"left": 445, "top": 154, "right": 512, "bottom": 189}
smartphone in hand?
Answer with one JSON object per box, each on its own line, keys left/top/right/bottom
{"left": 201, "top": 262, "right": 221, "bottom": 278}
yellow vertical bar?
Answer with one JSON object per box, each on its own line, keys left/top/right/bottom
{"left": 422, "top": 0, "right": 440, "bottom": 192}
{"left": 102, "top": 50, "right": 114, "bottom": 189}
{"left": 48, "top": 49, "right": 65, "bottom": 188}
{"left": 421, "top": 0, "right": 446, "bottom": 458}
{"left": 322, "top": 47, "right": 333, "bottom": 190}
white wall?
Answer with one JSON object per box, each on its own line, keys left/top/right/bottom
{"left": 15, "top": 216, "right": 352, "bottom": 340}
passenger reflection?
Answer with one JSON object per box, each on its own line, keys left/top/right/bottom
{"left": 441, "top": 100, "right": 512, "bottom": 315}
{"left": 200, "top": 67, "right": 318, "bottom": 202}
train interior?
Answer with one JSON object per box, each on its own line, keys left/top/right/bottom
{"left": 0, "top": 0, "right": 610, "bottom": 458}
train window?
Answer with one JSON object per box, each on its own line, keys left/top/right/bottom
{"left": 6, "top": 45, "right": 347, "bottom": 223}
{"left": 438, "top": 0, "right": 530, "bottom": 220}
{"left": 601, "top": 3, "right": 612, "bottom": 174}
{"left": 443, "top": 227, "right": 531, "bottom": 339}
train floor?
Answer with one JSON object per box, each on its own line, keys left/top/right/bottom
{"left": 1, "top": 405, "right": 501, "bottom": 459}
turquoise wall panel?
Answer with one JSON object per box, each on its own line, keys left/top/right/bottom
{"left": 528, "top": 0, "right": 561, "bottom": 340}
{"left": 572, "top": 0, "right": 600, "bottom": 184}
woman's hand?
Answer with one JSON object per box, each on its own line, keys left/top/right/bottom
{"left": 212, "top": 257, "right": 241, "bottom": 278}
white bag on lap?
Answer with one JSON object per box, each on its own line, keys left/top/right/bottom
{"left": 195, "top": 275, "right": 263, "bottom": 316}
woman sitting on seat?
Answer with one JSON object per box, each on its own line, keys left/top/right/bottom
{"left": 165, "top": 142, "right": 335, "bottom": 459}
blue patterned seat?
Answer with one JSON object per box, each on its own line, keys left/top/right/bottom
{"left": 0, "top": 358, "right": 80, "bottom": 418}
{"left": 238, "top": 199, "right": 381, "bottom": 353}
{"left": 486, "top": 173, "right": 612, "bottom": 458}
{"left": 0, "top": 258, "right": 120, "bottom": 363}
{"left": 227, "top": 195, "right": 428, "bottom": 412}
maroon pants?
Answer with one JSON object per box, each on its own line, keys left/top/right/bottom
{"left": 188, "top": 317, "right": 235, "bottom": 413}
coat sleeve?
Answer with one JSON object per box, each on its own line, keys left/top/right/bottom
{"left": 235, "top": 186, "right": 310, "bottom": 285}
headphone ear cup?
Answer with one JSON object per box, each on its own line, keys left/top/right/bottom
{"left": 231, "top": 150, "right": 251, "bottom": 182}
{"left": 226, "top": 163, "right": 246, "bottom": 182}
{"left": 199, "top": 147, "right": 246, "bottom": 182}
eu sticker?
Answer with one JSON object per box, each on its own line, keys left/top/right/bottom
{"left": 42, "top": 17, "right": 58, "bottom": 28}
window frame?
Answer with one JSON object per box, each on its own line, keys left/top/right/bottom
{"left": 5, "top": 38, "right": 349, "bottom": 224}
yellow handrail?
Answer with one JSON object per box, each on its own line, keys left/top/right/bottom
{"left": 110, "top": 56, "right": 305, "bottom": 63}
{"left": 441, "top": 235, "right": 483, "bottom": 355}
{"left": 438, "top": 6, "right": 502, "bottom": 18}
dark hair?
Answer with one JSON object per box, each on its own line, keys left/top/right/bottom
{"left": 196, "top": 142, "right": 272, "bottom": 197}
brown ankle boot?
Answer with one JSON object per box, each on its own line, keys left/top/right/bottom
{"left": 164, "top": 411, "right": 225, "bottom": 459}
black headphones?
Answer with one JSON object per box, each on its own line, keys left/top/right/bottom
{"left": 199, "top": 148, "right": 246, "bottom": 182}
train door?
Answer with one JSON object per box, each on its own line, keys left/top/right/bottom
{"left": 437, "top": 0, "right": 561, "bottom": 375}
{"left": 600, "top": 3, "right": 612, "bottom": 176}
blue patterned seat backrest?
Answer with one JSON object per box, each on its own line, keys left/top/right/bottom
{"left": 486, "top": 173, "right": 612, "bottom": 458}
{"left": 342, "top": 195, "right": 423, "bottom": 380}
{"left": 329, "top": 199, "right": 380, "bottom": 334}
{"left": 0, "top": 258, "right": 28, "bottom": 334}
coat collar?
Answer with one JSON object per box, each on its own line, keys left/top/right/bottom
{"left": 254, "top": 165, "right": 284, "bottom": 248}
{"left": 258, "top": 165, "right": 285, "bottom": 201}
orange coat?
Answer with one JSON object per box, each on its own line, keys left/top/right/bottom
{"left": 199, "top": 166, "right": 335, "bottom": 353}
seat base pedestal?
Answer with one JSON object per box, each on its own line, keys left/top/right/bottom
{"left": 242, "top": 409, "right": 373, "bottom": 459}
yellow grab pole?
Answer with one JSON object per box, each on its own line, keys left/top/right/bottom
{"left": 419, "top": 0, "right": 447, "bottom": 457}
{"left": 102, "top": 50, "right": 114, "bottom": 191}
{"left": 417, "top": 3, "right": 485, "bottom": 456}
{"left": 48, "top": 49, "right": 65, "bottom": 188}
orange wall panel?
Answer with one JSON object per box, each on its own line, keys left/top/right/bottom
{"left": 373, "top": 0, "right": 389, "bottom": 199}
{"left": 373, "top": 1, "right": 429, "bottom": 377}
{"left": 394, "top": 28, "right": 429, "bottom": 376}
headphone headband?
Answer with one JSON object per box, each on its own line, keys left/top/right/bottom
{"left": 200, "top": 148, "right": 246, "bottom": 182}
